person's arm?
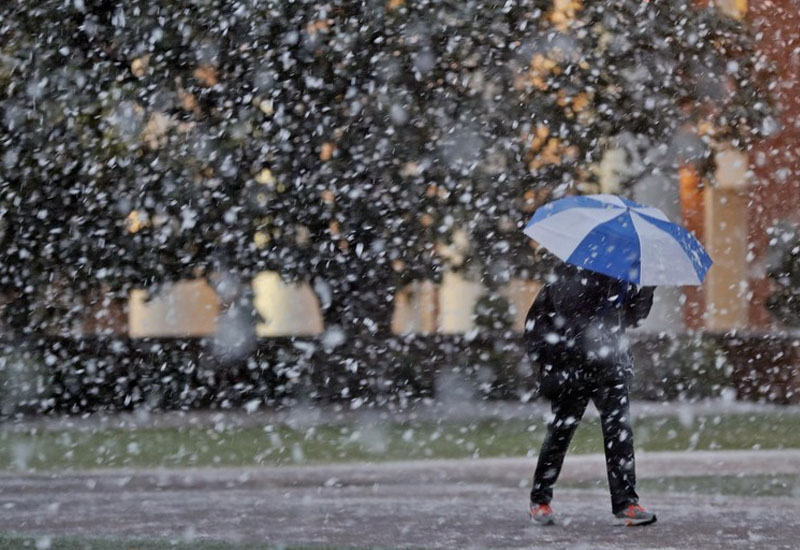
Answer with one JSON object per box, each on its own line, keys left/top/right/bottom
{"left": 623, "top": 285, "right": 655, "bottom": 327}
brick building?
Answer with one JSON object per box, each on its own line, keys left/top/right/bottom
{"left": 679, "top": 0, "right": 800, "bottom": 331}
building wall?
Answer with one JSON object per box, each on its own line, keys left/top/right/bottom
{"left": 129, "top": 280, "right": 219, "bottom": 337}
{"left": 438, "top": 272, "right": 485, "bottom": 333}
{"left": 392, "top": 280, "right": 440, "bottom": 334}
{"left": 746, "top": 0, "right": 800, "bottom": 327}
{"left": 502, "top": 279, "right": 541, "bottom": 332}
{"left": 391, "top": 274, "right": 541, "bottom": 334}
{"left": 252, "top": 272, "right": 323, "bottom": 337}
{"left": 129, "top": 274, "right": 325, "bottom": 338}
{"left": 672, "top": 0, "right": 800, "bottom": 331}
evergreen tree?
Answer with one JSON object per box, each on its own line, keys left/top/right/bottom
{"left": 0, "top": 0, "right": 773, "bottom": 342}
{"left": 766, "top": 226, "right": 800, "bottom": 327}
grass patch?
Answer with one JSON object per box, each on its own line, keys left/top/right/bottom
{"left": 1, "top": 411, "right": 799, "bottom": 472}
{"left": 639, "top": 473, "right": 800, "bottom": 497}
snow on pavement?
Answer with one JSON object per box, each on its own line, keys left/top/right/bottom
{"left": 1, "top": 449, "right": 798, "bottom": 549}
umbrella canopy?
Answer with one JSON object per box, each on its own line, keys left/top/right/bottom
{"left": 523, "top": 194, "right": 712, "bottom": 286}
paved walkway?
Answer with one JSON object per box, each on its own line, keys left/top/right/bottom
{"left": 1, "top": 449, "right": 799, "bottom": 549}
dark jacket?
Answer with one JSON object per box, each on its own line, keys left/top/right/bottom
{"left": 525, "top": 265, "right": 654, "bottom": 395}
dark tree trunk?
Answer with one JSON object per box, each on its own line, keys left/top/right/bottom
{"left": 311, "top": 263, "right": 399, "bottom": 402}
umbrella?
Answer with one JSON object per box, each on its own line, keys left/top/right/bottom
{"left": 523, "top": 194, "right": 712, "bottom": 286}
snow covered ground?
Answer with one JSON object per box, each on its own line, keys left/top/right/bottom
{"left": 1, "top": 449, "right": 798, "bottom": 549}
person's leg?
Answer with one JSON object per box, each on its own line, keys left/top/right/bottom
{"left": 592, "top": 379, "right": 639, "bottom": 514}
{"left": 530, "top": 388, "right": 590, "bottom": 506}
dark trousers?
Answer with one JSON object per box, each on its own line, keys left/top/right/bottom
{"left": 530, "top": 376, "right": 638, "bottom": 514}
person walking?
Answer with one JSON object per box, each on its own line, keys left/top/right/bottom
{"left": 525, "top": 262, "right": 657, "bottom": 526}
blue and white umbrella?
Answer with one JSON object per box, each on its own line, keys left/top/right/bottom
{"left": 523, "top": 194, "right": 712, "bottom": 286}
